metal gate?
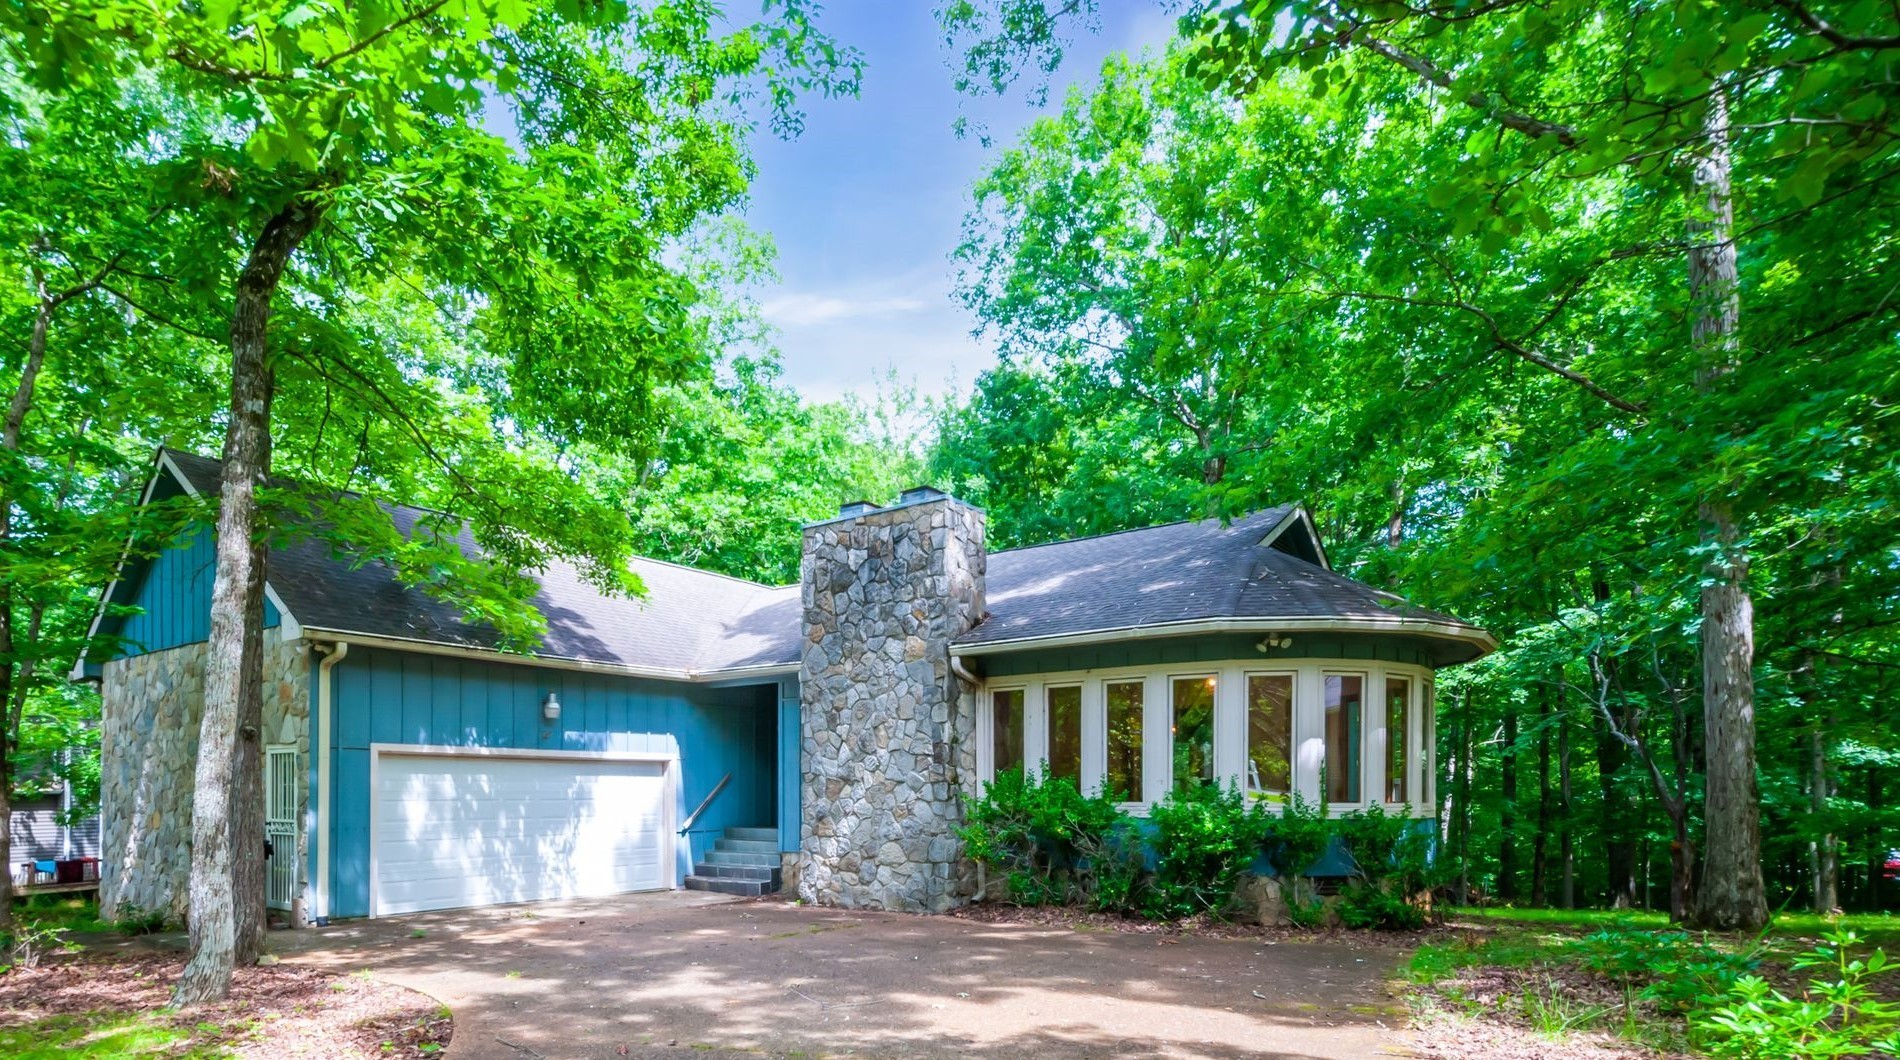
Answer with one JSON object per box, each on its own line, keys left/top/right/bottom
{"left": 265, "top": 747, "right": 300, "bottom": 911}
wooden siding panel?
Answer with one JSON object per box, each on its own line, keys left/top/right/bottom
{"left": 323, "top": 645, "right": 777, "bottom": 919}
{"left": 110, "top": 523, "right": 283, "bottom": 658}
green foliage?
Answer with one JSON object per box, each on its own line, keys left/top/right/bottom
{"left": 957, "top": 767, "right": 1143, "bottom": 913}
{"left": 1696, "top": 930, "right": 1900, "bottom": 1058}
{"left": 1338, "top": 881, "right": 1426, "bottom": 931}
{"left": 1568, "top": 929, "right": 1756, "bottom": 1017}
{"left": 108, "top": 903, "right": 170, "bottom": 937}
{"left": 1145, "top": 781, "right": 1271, "bottom": 920}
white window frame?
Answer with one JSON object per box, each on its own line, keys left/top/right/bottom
{"left": 1165, "top": 672, "right": 1220, "bottom": 795}
{"left": 967, "top": 658, "right": 1436, "bottom": 819}
{"left": 1320, "top": 669, "right": 1373, "bottom": 809}
{"left": 1042, "top": 682, "right": 1086, "bottom": 785}
{"left": 1242, "top": 670, "right": 1299, "bottom": 801}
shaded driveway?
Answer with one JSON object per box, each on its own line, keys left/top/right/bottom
{"left": 277, "top": 892, "right": 1415, "bottom": 1059}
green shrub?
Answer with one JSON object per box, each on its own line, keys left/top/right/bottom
{"left": 1569, "top": 928, "right": 1756, "bottom": 1017}
{"left": 958, "top": 767, "right": 1141, "bottom": 912}
{"left": 1692, "top": 929, "right": 1900, "bottom": 1058}
{"left": 1145, "top": 781, "right": 1272, "bottom": 920}
{"left": 1339, "top": 880, "right": 1427, "bottom": 930}
{"left": 110, "top": 904, "right": 170, "bottom": 937}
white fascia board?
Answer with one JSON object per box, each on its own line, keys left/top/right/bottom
{"left": 953, "top": 615, "right": 1498, "bottom": 658}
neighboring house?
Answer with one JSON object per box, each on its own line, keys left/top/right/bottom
{"left": 75, "top": 449, "right": 1493, "bottom": 922}
{"left": 9, "top": 778, "right": 101, "bottom": 885}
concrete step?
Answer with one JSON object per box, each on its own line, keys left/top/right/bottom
{"left": 714, "top": 838, "right": 779, "bottom": 855}
{"left": 685, "top": 875, "right": 772, "bottom": 898}
{"left": 725, "top": 827, "right": 779, "bottom": 844}
{"left": 694, "top": 862, "right": 782, "bottom": 884}
{"left": 704, "top": 850, "right": 778, "bottom": 868}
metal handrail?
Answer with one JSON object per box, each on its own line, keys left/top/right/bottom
{"left": 679, "top": 772, "right": 732, "bottom": 834}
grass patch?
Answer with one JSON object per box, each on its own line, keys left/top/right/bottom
{"left": 0, "top": 1011, "right": 212, "bottom": 1058}
{"left": 1444, "top": 905, "right": 1900, "bottom": 945}
{"left": 10, "top": 895, "right": 113, "bottom": 937}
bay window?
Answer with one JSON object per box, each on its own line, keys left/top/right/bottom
{"left": 1246, "top": 673, "right": 1294, "bottom": 796}
{"left": 1105, "top": 680, "right": 1144, "bottom": 802}
{"left": 1324, "top": 674, "right": 1365, "bottom": 803}
{"left": 1171, "top": 676, "right": 1216, "bottom": 792}
{"left": 1047, "top": 684, "right": 1082, "bottom": 782}
{"left": 1385, "top": 676, "right": 1411, "bottom": 804}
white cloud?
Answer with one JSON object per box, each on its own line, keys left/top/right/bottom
{"left": 760, "top": 290, "right": 929, "bottom": 327}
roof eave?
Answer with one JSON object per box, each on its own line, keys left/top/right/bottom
{"left": 298, "top": 626, "right": 799, "bottom": 684}
{"left": 952, "top": 615, "right": 1498, "bottom": 660}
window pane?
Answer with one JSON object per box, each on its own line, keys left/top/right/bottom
{"left": 1105, "top": 681, "right": 1144, "bottom": 801}
{"left": 1247, "top": 675, "right": 1293, "bottom": 795}
{"left": 1171, "top": 676, "right": 1216, "bottom": 793}
{"left": 1325, "top": 675, "right": 1364, "bottom": 803}
{"left": 1047, "top": 685, "right": 1082, "bottom": 782}
{"left": 992, "top": 689, "right": 1023, "bottom": 775}
{"left": 1386, "top": 677, "right": 1410, "bottom": 803}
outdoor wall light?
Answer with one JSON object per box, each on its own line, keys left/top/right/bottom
{"left": 542, "top": 692, "right": 561, "bottom": 722}
{"left": 1255, "top": 635, "right": 1294, "bottom": 652}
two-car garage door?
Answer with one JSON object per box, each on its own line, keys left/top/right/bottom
{"left": 372, "top": 752, "right": 671, "bottom": 916}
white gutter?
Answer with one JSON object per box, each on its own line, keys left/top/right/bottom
{"left": 297, "top": 626, "right": 799, "bottom": 684}
{"left": 952, "top": 615, "right": 1498, "bottom": 658}
{"left": 313, "top": 640, "right": 348, "bottom": 923}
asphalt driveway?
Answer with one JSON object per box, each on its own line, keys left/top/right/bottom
{"left": 276, "top": 891, "right": 1414, "bottom": 1060}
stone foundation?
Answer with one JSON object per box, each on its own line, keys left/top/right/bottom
{"left": 795, "top": 495, "right": 985, "bottom": 912}
{"left": 99, "top": 635, "right": 309, "bottom": 924}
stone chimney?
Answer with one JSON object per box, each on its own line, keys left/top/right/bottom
{"left": 795, "top": 490, "right": 985, "bottom": 911}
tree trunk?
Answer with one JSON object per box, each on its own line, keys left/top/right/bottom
{"left": 1686, "top": 87, "right": 1766, "bottom": 934}
{"left": 1811, "top": 713, "right": 1839, "bottom": 915}
{"left": 1558, "top": 707, "right": 1575, "bottom": 909}
{"left": 1532, "top": 694, "right": 1551, "bottom": 907}
{"left": 1500, "top": 705, "right": 1518, "bottom": 903}
{"left": 1868, "top": 769, "right": 1884, "bottom": 913}
{"left": 1456, "top": 687, "right": 1472, "bottom": 905}
{"left": 173, "top": 196, "right": 323, "bottom": 1007}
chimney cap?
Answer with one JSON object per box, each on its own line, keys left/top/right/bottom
{"left": 899, "top": 485, "right": 947, "bottom": 505}
{"left": 837, "top": 499, "right": 881, "bottom": 518}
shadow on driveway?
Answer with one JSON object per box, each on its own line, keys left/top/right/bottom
{"left": 276, "top": 891, "right": 1415, "bottom": 1059}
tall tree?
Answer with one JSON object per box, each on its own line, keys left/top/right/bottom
{"left": 8, "top": 0, "right": 859, "bottom": 1001}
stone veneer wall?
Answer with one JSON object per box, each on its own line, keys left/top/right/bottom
{"left": 98, "top": 635, "right": 310, "bottom": 923}
{"left": 795, "top": 498, "right": 985, "bottom": 912}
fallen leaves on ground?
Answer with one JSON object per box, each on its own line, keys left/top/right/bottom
{"left": 0, "top": 950, "right": 451, "bottom": 1058}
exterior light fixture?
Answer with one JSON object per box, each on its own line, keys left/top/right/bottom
{"left": 542, "top": 692, "right": 561, "bottom": 722}
{"left": 1255, "top": 635, "right": 1294, "bottom": 652}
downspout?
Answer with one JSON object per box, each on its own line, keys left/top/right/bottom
{"left": 312, "top": 640, "right": 348, "bottom": 924}
{"left": 949, "top": 654, "right": 985, "bottom": 900}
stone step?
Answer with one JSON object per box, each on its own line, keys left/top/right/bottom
{"left": 725, "top": 827, "right": 779, "bottom": 844}
{"left": 714, "top": 838, "right": 779, "bottom": 855}
{"left": 694, "top": 862, "right": 782, "bottom": 884}
{"left": 704, "top": 850, "right": 778, "bottom": 868}
{"left": 685, "top": 875, "right": 772, "bottom": 898}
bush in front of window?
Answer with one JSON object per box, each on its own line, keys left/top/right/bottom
{"left": 1145, "top": 782, "right": 1274, "bottom": 920}
{"left": 957, "top": 766, "right": 1144, "bottom": 912}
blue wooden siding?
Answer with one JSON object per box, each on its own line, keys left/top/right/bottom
{"left": 110, "top": 522, "right": 281, "bottom": 658}
{"left": 322, "top": 646, "right": 778, "bottom": 918}
{"left": 975, "top": 633, "right": 1434, "bottom": 678}
{"left": 776, "top": 677, "right": 801, "bottom": 853}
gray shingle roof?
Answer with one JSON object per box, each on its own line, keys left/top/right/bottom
{"left": 956, "top": 507, "right": 1488, "bottom": 657}
{"left": 162, "top": 451, "right": 795, "bottom": 676}
{"left": 154, "top": 452, "right": 1489, "bottom": 677}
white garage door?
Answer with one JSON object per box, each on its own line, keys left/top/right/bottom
{"left": 372, "top": 752, "right": 671, "bottom": 916}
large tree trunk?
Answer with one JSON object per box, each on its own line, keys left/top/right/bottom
{"left": 1558, "top": 707, "right": 1575, "bottom": 909}
{"left": 1686, "top": 87, "right": 1767, "bottom": 933}
{"left": 1455, "top": 688, "right": 1472, "bottom": 905}
{"left": 1499, "top": 704, "right": 1518, "bottom": 903}
{"left": 1811, "top": 708, "right": 1839, "bottom": 914}
{"left": 173, "top": 197, "right": 322, "bottom": 1007}
{"left": 1531, "top": 690, "right": 1552, "bottom": 906}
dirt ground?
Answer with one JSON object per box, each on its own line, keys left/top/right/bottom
{"left": 0, "top": 950, "right": 451, "bottom": 1057}
{"left": 264, "top": 890, "right": 1417, "bottom": 1059}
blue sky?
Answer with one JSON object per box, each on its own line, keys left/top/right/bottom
{"left": 739, "top": 1, "right": 1176, "bottom": 402}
